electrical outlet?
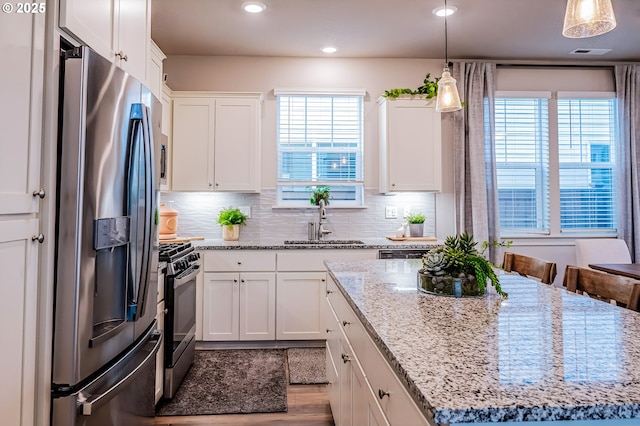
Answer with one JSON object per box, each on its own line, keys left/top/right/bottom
{"left": 238, "top": 206, "right": 251, "bottom": 218}
{"left": 404, "top": 206, "right": 411, "bottom": 218}
{"left": 385, "top": 206, "right": 398, "bottom": 219}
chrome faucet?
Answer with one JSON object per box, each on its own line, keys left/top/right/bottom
{"left": 317, "top": 198, "right": 332, "bottom": 240}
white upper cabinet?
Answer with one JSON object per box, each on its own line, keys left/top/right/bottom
{"left": 171, "top": 92, "right": 262, "bottom": 193}
{"left": 147, "top": 40, "right": 166, "bottom": 100}
{"left": 378, "top": 97, "right": 442, "bottom": 192}
{"left": 59, "top": 0, "right": 150, "bottom": 83}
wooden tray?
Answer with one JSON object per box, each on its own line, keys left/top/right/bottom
{"left": 159, "top": 236, "right": 205, "bottom": 243}
{"left": 386, "top": 236, "right": 438, "bottom": 241}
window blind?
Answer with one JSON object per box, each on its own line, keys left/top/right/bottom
{"left": 276, "top": 94, "right": 364, "bottom": 206}
{"left": 494, "top": 98, "right": 550, "bottom": 232}
{"left": 557, "top": 98, "right": 617, "bottom": 231}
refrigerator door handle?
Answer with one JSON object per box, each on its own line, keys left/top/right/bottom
{"left": 81, "top": 330, "right": 162, "bottom": 416}
{"left": 125, "top": 104, "right": 154, "bottom": 321}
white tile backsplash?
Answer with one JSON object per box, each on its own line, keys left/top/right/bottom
{"left": 161, "top": 189, "right": 436, "bottom": 241}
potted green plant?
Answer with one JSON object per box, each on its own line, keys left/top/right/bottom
{"left": 383, "top": 74, "right": 440, "bottom": 99}
{"left": 216, "top": 207, "right": 247, "bottom": 241}
{"left": 309, "top": 185, "right": 330, "bottom": 206}
{"left": 419, "top": 232, "right": 507, "bottom": 297}
{"left": 407, "top": 212, "right": 425, "bottom": 237}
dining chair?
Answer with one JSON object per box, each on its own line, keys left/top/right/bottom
{"left": 503, "top": 252, "right": 557, "bottom": 284}
{"left": 564, "top": 265, "right": 640, "bottom": 311}
{"left": 574, "top": 239, "right": 632, "bottom": 268}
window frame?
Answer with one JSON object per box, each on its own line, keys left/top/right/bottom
{"left": 274, "top": 88, "right": 366, "bottom": 208}
{"left": 493, "top": 90, "right": 618, "bottom": 238}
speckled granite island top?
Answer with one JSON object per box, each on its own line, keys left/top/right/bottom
{"left": 325, "top": 259, "right": 640, "bottom": 425}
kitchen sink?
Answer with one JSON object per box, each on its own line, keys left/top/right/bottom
{"left": 284, "top": 239, "right": 365, "bottom": 245}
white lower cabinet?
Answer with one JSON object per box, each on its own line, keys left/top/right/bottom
{"left": 326, "top": 276, "right": 428, "bottom": 426}
{"left": 202, "top": 272, "right": 276, "bottom": 341}
{"left": 276, "top": 272, "right": 326, "bottom": 340}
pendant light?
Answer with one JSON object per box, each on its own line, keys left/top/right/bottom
{"left": 562, "top": 0, "right": 616, "bottom": 38}
{"left": 436, "top": 0, "right": 462, "bottom": 113}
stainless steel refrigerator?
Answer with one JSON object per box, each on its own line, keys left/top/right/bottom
{"left": 51, "top": 45, "right": 162, "bottom": 426}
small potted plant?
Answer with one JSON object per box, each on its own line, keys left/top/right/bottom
{"left": 216, "top": 207, "right": 247, "bottom": 241}
{"left": 309, "top": 185, "right": 331, "bottom": 206}
{"left": 407, "top": 212, "right": 425, "bottom": 237}
{"left": 419, "top": 232, "right": 507, "bottom": 297}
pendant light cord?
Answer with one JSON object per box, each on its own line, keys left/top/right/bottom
{"left": 444, "top": 0, "right": 448, "bottom": 68}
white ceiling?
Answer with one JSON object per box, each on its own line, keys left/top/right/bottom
{"left": 151, "top": 0, "right": 640, "bottom": 62}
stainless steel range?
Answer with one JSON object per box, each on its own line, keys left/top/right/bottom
{"left": 159, "top": 242, "right": 200, "bottom": 398}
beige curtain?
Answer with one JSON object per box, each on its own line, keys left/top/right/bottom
{"left": 452, "top": 62, "right": 500, "bottom": 264}
{"left": 615, "top": 65, "right": 640, "bottom": 262}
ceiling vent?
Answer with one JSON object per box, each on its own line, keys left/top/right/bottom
{"left": 569, "top": 48, "right": 612, "bottom": 55}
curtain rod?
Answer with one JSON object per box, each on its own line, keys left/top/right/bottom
{"left": 450, "top": 59, "right": 628, "bottom": 69}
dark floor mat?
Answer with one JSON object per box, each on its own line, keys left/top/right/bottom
{"left": 288, "top": 347, "right": 327, "bottom": 384}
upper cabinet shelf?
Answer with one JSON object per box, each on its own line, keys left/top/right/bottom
{"left": 378, "top": 96, "right": 442, "bottom": 193}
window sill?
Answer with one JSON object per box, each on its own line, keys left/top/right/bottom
{"left": 271, "top": 205, "right": 368, "bottom": 210}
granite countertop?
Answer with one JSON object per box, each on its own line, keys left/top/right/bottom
{"left": 192, "top": 238, "right": 441, "bottom": 250}
{"left": 325, "top": 259, "right": 640, "bottom": 424}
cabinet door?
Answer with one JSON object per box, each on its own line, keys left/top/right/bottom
{"left": 0, "top": 219, "right": 39, "bottom": 426}
{"left": 380, "top": 98, "right": 442, "bottom": 192}
{"left": 114, "top": 0, "right": 149, "bottom": 83}
{"left": 172, "top": 97, "right": 215, "bottom": 191}
{"left": 59, "top": 0, "right": 115, "bottom": 62}
{"left": 147, "top": 41, "right": 165, "bottom": 100}
{"left": 214, "top": 98, "right": 260, "bottom": 192}
{"left": 239, "top": 272, "right": 275, "bottom": 340}
{"left": 276, "top": 272, "right": 326, "bottom": 340}
{"left": 0, "top": 13, "right": 44, "bottom": 215}
{"left": 202, "top": 272, "right": 239, "bottom": 340}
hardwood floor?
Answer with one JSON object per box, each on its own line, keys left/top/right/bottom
{"left": 153, "top": 384, "right": 334, "bottom": 426}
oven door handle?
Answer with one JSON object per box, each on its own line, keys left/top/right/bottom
{"left": 173, "top": 265, "right": 200, "bottom": 289}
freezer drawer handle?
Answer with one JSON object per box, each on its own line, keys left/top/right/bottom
{"left": 81, "top": 331, "right": 162, "bottom": 416}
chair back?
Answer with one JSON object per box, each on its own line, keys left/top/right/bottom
{"left": 564, "top": 265, "right": 640, "bottom": 311}
{"left": 575, "top": 239, "right": 632, "bottom": 268}
{"left": 503, "top": 252, "right": 557, "bottom": 284}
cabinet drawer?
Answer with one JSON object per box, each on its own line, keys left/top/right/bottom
{"left": 203, "top": 251, "right": 276, "bottom": 272}
{"left": 278, "top": 250, "right": 377, "bottom": 271}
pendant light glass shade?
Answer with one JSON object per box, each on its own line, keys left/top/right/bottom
{"left": 562, "top": 0, "right": 616, "bottom": 38}
{"left": 436, "top": 68, "right": 462, "bottom": 112}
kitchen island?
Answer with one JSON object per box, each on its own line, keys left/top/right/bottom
{"left": 325, "top": 259, "right": 640, "bottom": 425}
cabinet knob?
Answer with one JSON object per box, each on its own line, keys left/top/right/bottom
{"left": 209, "top": 182, "right": 213, "bottom": 187}
{"left": 321, "top": 278, "right": 326, "bottom": 282}
{"left": 326, "top": 328, "right": 333, "bottom": 333}
{"left": 237, "top": 261, "right": 242, "bottom": 265}
{"left": 391, "top": 183, "right": 396, "bottom": 187}
{"left": 341, "top": 353, "right": 351, "bottom": 363}
{"left": 342, "top": 320, "right": 350, "bottom": 326}
{"left": 32, "top": 233, "right": 44, "bottom": 243}
{"left": 32, "top": 189, "right": 46, "bottom": 199}
{"left": 241, "top": 279, "right": 245, "bottom": 283}
{"left": 233, "top": 279, "right": 238, "bottom": 283}
{"left": 215, "top": 182, "right": 219, "bottom": 187}
{"left": 326, "top": 290, "right": 333, "bottom": 295}
{"left": 163, "top": 308, "right": 169, "bottom": 314}
{"left": 378, "top": 389, "right": 390, "bottom": 399}
{"left": 115, "top": 51, "right": 128, "bottom": 62}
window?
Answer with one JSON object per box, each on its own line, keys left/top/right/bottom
{"left": 275, "top": 90, "right": 364, "bottom": 207}
{"left": 493, "top": 92, "right": 617, "bottom": 236}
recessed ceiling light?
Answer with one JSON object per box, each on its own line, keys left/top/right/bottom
{"left": 432, "top": 5, "right": 458, "bottom": 17}
{"left": 322, "top": 46, "right": 337, "bottom": 54}
{"left": 242, "top": 1, "right": 266, "bottom": 13}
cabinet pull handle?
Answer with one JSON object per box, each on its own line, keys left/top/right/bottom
{"left": 326, "top": 290, "right": 333, "bottom": 295}
{"left": 342, "top": 320, "right": 350, "bottom": 326}
{"left": 115, "top": 51, "right": 128, "bottom": 62}
{"left": 378, "top": 389, "right": 390, "bottom": 399}
{"left": 32, "top": 234, "right": 44, "bottom": 243}
{"left": 32, "top": 189, "right": 46, "bottom": 199}
{"left": 341, "top": 353, "right": 350, "bottom": 363}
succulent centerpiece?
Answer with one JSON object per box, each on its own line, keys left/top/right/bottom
{"left": 418, "top": 232, "right": 508, "bottom": 297}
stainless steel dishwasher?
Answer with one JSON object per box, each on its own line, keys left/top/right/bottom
{"left": 378, "top": 248, "right": 433, "bottom": 259}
